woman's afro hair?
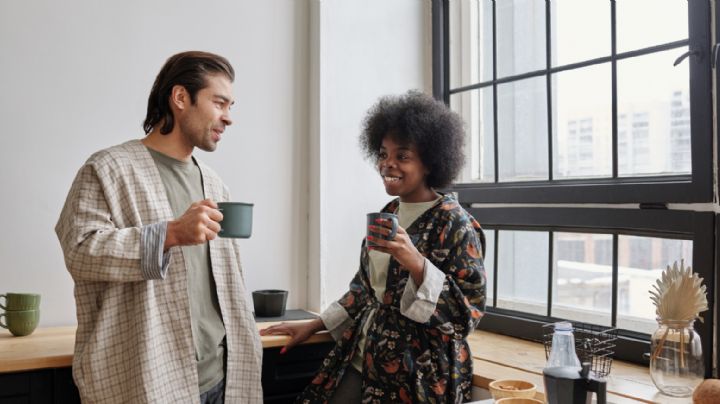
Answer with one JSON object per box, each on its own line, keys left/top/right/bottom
{"left": 359, "top": 90, "right": 465, "bottom": 189}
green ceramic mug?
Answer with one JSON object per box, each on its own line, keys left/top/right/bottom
{"left": 217, "top": 202, "right": 253, "bottom": 238}
{"left": 0, "top": 309, "right": 39, "bottom": 337}
{"left": 0, "top": 293, "right": 41, "bottom": 311}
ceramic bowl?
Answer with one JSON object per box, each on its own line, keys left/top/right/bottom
{"left": 495, "top": 398, "right": 544, "bottom": 404}
{"left": 488, "top": 379, "right": 537, "bottom": 400}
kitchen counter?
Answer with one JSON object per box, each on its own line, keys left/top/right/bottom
{"left": 0, "top": 320, "right": 332, "bottom": 374}
{"left": 470, "top": 331, "right": 691, "bottom": 404}
{"left": 0, "top": 326, "right": 692, "bottom": 403}
{"left": 0, "top": 327, "right": 75, "bottom": 373}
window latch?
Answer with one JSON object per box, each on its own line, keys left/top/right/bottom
{"left": 712, "top": 43, "right": 720, "bottom": 68}
{"left": 673, "top": 49, "right": 700, "bottom": 66}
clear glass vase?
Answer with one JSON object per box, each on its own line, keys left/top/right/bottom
{"left": 649, "top": 319, "right": 704, "bottom": 397}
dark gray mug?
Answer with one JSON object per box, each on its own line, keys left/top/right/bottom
{"left": 367, "top": 212, "right": 399, "bottom": 246}
{"left": 218, "top": 202, "right": 253, "bottom": 238}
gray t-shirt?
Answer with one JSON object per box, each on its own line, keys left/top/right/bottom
{"left": 147, "top": 148, "right": 226, "bottom": 394}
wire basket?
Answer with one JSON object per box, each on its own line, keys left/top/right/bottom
{"left": 542, "top": 322, "right": 617, "bottom": 378}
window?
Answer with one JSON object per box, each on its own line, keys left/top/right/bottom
{"left": 433, "top": 0, "right": 715, "bottom": 370}
{"left": 438, "top": 0, "right": 712, "bottom": 203}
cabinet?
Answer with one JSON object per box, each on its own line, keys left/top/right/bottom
{"left": 0, "top": 344, "right": 333, "bottom": 404}
{"left": 0, "top": 367, "right": 80, "bottom": 404}
{"left": 261, "top": 341, "right": 334, "bottom": 403}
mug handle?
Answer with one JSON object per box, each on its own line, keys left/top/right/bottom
{"left": 0, "top": 313, "right": 6, "bottom": 329}
{"left": 0, "top": 294, "right": 5, "bottom": 311}
{"left": 387, "top": 216, "right": 399, "bottom": 240}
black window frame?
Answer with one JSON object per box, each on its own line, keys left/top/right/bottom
{"left": 470, "top": 207, "right": 714, "bottom": 368}
{"left": 433, "top": 0, "right": 717, "bottom": 373}
{"left": 433, "top": 0, "right": 713, "bottom": 204}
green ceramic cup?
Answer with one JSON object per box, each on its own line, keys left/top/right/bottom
{"left": 217, "top": 202, "right": 253, "bottom": 239}
{"left": 0, "top": 309, "right": 40, "bottom": 337}
{"left": 0, "top": 293, "right": 41, "bottom": 311}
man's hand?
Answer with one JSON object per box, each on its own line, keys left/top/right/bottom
{"left": 164, "top": 199, "right": 223, "bottom": 250}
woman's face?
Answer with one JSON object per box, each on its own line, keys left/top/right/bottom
{"left": 377, "top": 136, "right": 434, "bottom": 202}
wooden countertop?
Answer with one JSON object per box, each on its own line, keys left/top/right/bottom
{"left": 0, "top": 321, "right": 332, "bottom": 374}
{"left": 0, "top": 326, "right": 75, "bottom": 373}
{"left": 470, "top": 330, "right": 689, "bottom": 404}
{"left": 0, "top": 326, "right": 687, "bottom": 402}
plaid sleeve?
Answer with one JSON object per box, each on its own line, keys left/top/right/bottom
{"left": 55, "top": 162, "right": 149, "bottom": 282}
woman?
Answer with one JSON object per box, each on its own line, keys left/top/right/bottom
{"left": 260, "top": 91, "right": 486, "bottom": 403}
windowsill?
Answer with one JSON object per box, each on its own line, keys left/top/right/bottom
{"left": 469, "top": 330, "right": 692, "bottom": 403}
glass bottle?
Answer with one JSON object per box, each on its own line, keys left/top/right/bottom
{"left": 546, "top": 321, "right": 582, "bottom": 369}
{"left": 649, "top": 319, "right": 704, "bottom": 397}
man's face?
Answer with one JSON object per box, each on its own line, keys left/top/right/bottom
{"left": 177, "top": 73, "right": 234, "bottom": 152}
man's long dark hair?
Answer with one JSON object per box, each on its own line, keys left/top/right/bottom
{"left": 143, "top": 51, "right": 234, "bottom": 135}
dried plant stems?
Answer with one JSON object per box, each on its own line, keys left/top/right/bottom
{"left": 680, "top": 332, "right": 685, "bottom": 369}
{"left": 650, "top": 327, "right": 669, "bottom": 362}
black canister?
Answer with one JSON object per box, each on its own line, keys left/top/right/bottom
{"left": 543, "top": 363, "right": 607, "bottom": 404}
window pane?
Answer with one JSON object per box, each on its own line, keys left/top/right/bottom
{"left": 617, "top": 49, "right": 691, "bottom": 177}
{"left": 496, "top": 0, "right": 546, "bottom": 78}
{"left": 451, "top": 89, "right": 495, "bottom": 183}
{"left": 552, "top": 64, "right": 612, "bottom": 179}
{"left": 497, "top": 230, "right": 548, "bottom": 316}
{"left": 449, "top": 0, "right": 493, "bottom": 88}
{"left": 550, "top": 0, "right": 610, "bottom": 66}
{"left": 616, "top": 0, "right": 688, "bottom": 53}
{"left": 484, "top": 229, "right": 496, "bottom": 307}
{"left": 498, "top": 76, "right": 548, "bottom": 181}
{"left": 552, "top": 233, "right": 612, "bottom": 326}
{"left": 617, "top": 236, "right": 693, "bottom": 334}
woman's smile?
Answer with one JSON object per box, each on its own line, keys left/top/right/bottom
{"left": 378, "top": 136, "right": 437, "bottom": 202}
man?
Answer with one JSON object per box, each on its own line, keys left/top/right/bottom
{"left": 55, "top": 51, "right": 262, "bottom": 403}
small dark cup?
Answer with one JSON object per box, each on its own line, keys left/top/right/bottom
{"left": 366, "top": 213, "right": 399, "bottom": 246}
{"left": 252, "top": 289, "right": 288, "bottom": 317}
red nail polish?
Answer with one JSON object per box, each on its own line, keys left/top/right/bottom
{"left": 367, "top": 235, "right": 374, "bottom": 240}
{"left": 280, "top": 347, "right": 286, "bottom": 354}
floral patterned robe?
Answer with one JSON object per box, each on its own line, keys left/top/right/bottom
{"left": 299, "top": 193, "right": 486, "bottom": 403}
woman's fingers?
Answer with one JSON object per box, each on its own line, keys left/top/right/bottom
{"left": 368, "top": 224, "right": 390, "bottom": 237}
{"left": 259, "top": 324, "right": 291, "bottom": 336}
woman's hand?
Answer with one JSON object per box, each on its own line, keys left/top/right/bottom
{"left": 259, "top": 318, "right": 326, "bottom": 354}
{"left": 367, "top": 219, "right": 425, "bottom": 285}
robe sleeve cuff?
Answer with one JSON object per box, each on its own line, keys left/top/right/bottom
{"left": 400, "top": 258, "right": 445, "bottom": 323}
{"left": 320, "top": 301, "right": 353, "bottom": 341}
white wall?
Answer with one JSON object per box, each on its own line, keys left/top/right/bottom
{"left": 307, "top": 0, "right": 431, "bottom": 312}
{"left": 0, "top": 0, "right": 429, "bottom": 326}
{"left": 0, "top": 0, "right": 310, "bottom": 326}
